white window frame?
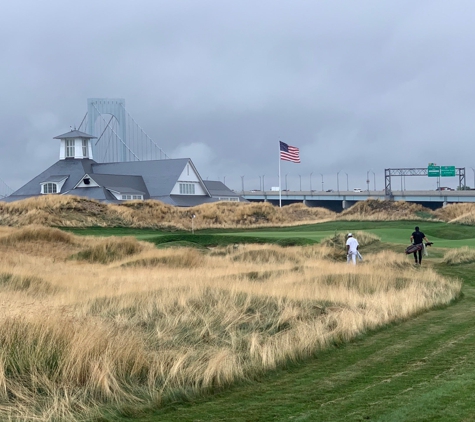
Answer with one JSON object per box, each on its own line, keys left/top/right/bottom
{"left": 42, "top": 183, "right": 58, "bottom": 194}
{"left": 65, "top": 139, "right": 75, "bottom": 157}
{"left": 82, "top": 139, "right": 88, "bottom": 157}
{"left": 179, "top": 183, "right": 196, "bottom": 195}
{"left": 121, "top": 194, "right": 143, "bottom": 200}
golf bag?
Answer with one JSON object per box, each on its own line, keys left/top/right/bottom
{"left": 405, "top": 242, "right": 433, "bottom": 255}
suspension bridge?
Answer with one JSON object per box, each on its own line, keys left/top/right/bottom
{"left": 0, "top": 178, "right": 13, "bottom": 199}
{"left": 1, "top": 98, "right": 169, "bottom": 199}
{"left": 77, "top": 98, "right": 169, "bottom": 163}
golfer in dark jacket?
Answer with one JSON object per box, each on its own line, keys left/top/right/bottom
{"left": 410, "top": 226, "right": 429, "bottom": 265}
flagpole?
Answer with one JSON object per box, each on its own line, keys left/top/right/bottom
{"left": 279, "top": 140, "right": 282, "bottom": 207}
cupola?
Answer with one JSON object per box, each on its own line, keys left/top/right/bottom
{"left": 54, "top": 129, "right": 96, "bottom": 160}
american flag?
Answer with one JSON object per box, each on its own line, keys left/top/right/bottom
{"left": 279, "top": 141, "right": 300, "bottom": 163}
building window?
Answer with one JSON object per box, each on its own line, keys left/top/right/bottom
{"left": 121, "top": 194, "right": 143, "bottom": 200}
{"left": 218, "top": 197, "right": 239, "bottom": 202}
{"left": 66, "top": 139, "right": 75, "bottom": 157}
{"left": 179, "top": 183, "right": 195, "bottom": 194}
{"left": 42, "top": 183, "right": 58, "bottom": 194}
{"left": 82, "top": 139, "right": 88, "bottom": 157}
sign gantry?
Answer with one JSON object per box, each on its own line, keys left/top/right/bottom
{"left": 384, "top": 167, "right": 466, "bottom": 197}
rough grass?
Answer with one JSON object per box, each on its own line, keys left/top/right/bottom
{"left": 231, "top": 248, "right": 301, "bottom": 265}
{"left": 70, "top": 237, "right": 144, "bottom": 264}
{"left": 0, "top": 196, "right": 336, "bottom": 230}
{"left": 0, "top": 225, "right": 76, "bottom": 245}
{"left": 0, "top": 273, "right": 56, "bottom": 295}
{"left": 320, "top": 230, "right": 381, "bottom": 249}
{"left": 122, "top": 249, "right": 205, "bottom": 268}
{"left": 6, "top": 197, "right": 475, "bottom": 232}
{"left": 6, "top": 196, "right": 475, "bottom": 231}
{"left": 0, "top": 226, "right": 462, "bottom": 421}
{"left": 339, "top": 199, "right": 435, "bottom": 221}
{"left": 442, "top": 246, "right": 475, "bottom": 265}
{"left": 433, "top": 203, "right": 475, "bottom": 223}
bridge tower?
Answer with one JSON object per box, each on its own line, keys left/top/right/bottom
{"left": 87, "top": 98, "right": 127, "bottom": 162}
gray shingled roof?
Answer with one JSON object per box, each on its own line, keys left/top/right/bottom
{"left": 5, "top": 155, "right": 245, "bottom": 207}
{"left": 203, "top": 180, "right": 240, "bottom": 197}
{"left": 87, "top": 174, "right": 149, "bottom": 197}
{"left": 53, "top": 130, "right": 96, "bottom": 139}
{"left": 8, "top": 159, "right": 95, "bottom": 198}
{"left": 71, "top": 187, "right": 116, "bottom": 201}
{"left": 41, "top": 175, "right": 69, "bottom": 183}
{"left": 92, "top": 158, "right": 210, "bottom": 198}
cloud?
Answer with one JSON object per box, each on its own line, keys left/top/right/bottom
{"left": 1, "top": 0, "right": 475, "bottom": 194}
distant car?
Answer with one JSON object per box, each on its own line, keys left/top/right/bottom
{"left": 353, "top": 188, "right": 363, "bottom": 192}
{"left": 436, "top": 187, "right": 454, "bottom": 191}
{"left": 250, "top": 189, "right": 261, "bottom": 192}
{"left": 325, "top": 189, "right": 334, "bottom": 192}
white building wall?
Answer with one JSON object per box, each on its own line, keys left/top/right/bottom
{"left": 170, "top": 162, "right": 207, "bottom": 195}
{"left": 59, "top": 138, "right": 93, "bottom": 160}
{"left": 59, "top": 139, "right": 66, "bottom": 160}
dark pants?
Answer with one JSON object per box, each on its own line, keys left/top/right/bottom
{"left": 413, "top": 246, "right": 422, "bottom": 264}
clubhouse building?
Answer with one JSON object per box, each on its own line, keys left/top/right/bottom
{"left": 5, "top": 129, "right": 243, "bottom": 206}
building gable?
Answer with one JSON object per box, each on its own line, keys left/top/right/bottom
{"left": 170, "top": 160, "right": 210, "bottom": 196}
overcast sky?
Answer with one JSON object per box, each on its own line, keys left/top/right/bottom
{"left": 1, "top": 0, "right": 475, "bottom": 195}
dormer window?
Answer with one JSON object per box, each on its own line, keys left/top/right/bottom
{"left": 40, "top": 175, "right": 68, "bottom": 195}
{"left": 65, "top": 139, "right": 75, "bottom": 157}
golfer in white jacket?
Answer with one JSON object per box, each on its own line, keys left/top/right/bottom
{"left": 346, "top": 233, "right": 359, "bottom": 265}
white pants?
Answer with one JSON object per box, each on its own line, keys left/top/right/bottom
{"left": 347, "top": 251, "right": 357, "bottom": 265}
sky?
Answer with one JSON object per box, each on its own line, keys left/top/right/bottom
{"left": 1, "top": 0, "right": 475, "bottom": 195}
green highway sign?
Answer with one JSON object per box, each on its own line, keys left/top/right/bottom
{"left": 441, "top": 166, "right": 456, "bottom": 177}
{"left": 428, "top": 165, "right": 440, "bottom": 177}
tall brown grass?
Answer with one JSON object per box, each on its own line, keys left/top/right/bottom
{"left": 0, "top": 196, "right": 336, "bottom": 230}
{"left": 320, "top": 231, "right": 380, "bottom": 248}
{"left": 339, "top": 199, "right": 434, "bottom": 221}
{"left": 0, "top": 227, "right": 461, "bottom": 421}
{"left": 8, "top": 196, "right": 475, "bottom": 230}
{"left": 70, "top": 236, "right": 144, "bottom": 264}
{"left": 442, "top": 246, "right": 475, "bottom": 265}
{"left": 434, "top": 203, "right": 475, "bottom": 224}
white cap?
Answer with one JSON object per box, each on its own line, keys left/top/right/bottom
{"left": 347, "top": 233, "right": 352, "bottom": 237}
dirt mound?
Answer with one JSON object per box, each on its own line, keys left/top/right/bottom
{"left": 339, "top": 199, "right": 435, "bottom": 220}
{"left": 433, "top": 203, "right": 475, "bottom": 223}
{"left": 0, "top": 196, "right": 442, "bottom": 229}
{"left": 0, "top": 195, "right": 336, "bottom": 229}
